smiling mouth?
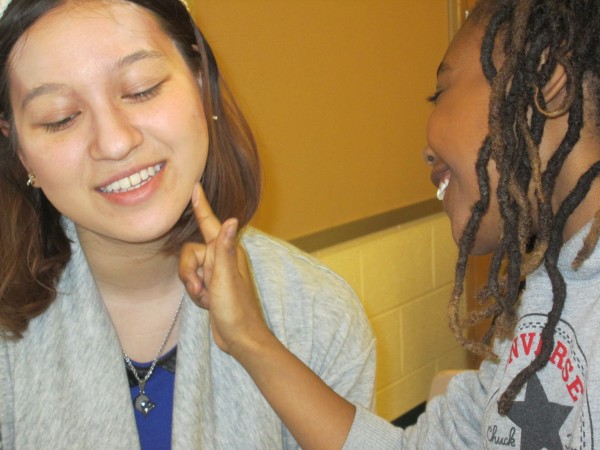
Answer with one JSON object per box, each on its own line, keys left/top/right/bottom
{"left": 436, "top": 178, "right": 449, "bottom": 201}
{"left": 99, "top": 163, "right": 164, "bottom": 193}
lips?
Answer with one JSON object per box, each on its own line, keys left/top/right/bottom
{"left": 99, "top": 162, "right": 164, "bottom": 194}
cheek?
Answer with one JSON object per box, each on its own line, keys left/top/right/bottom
{"left": 471, "top": 205, "right": 502, "bottom": 255}
{"left": 426, "top": 103, "right": 476, "bottom": 162}
{"left": 425, "top": 106, "right": 452, "bottom": 153}
{"left": 455, "top": 161, "right": 502, "bottom": 255}
{"left": 18, "top": 137, "right": 83, "bottom": 191}
{"left": 445, "top": 177, "right": 476, "bottom": 244}
{"left": 155, "top": 92, "right": 208, "bottom": 149}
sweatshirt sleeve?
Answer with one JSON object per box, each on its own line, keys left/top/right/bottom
{"left": 343, "top": 359, "right": 498, "bottom": 449}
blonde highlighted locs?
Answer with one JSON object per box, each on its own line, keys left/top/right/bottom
{"left": 0, "top": 0, "right": 261, "bottom": 338}
{"left": 449, "top": 0, "right": 600, "bottom": 415}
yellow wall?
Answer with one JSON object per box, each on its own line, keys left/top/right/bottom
{"left": 313, "top": 213, "right": 469, "bottom": 420}
{"left": 191, "top": 1, "right": 448, "bottom": 240}
{"left": 189, "top": 1, "right": 478, "bottom": 422}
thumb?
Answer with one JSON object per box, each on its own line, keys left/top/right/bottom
{"left": 213, "top": 217, "right": 240, "bottom": 278}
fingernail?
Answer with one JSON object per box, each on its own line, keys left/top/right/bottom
{"left": 192, "top": 183, "right": 200, "bottom": 207}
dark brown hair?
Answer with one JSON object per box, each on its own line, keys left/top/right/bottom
{"left": 449, "top": 0, "right": 600, "bottom": 414}
{"left": 0, "top": 0, "right": 261, "bottom": 338}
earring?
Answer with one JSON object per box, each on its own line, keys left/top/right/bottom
{"left": 533, "top": 86, "right": 570, "bottom": 118}
{"left": 26, "top": 173, "right": 36, "bottom": 187}
{"left": 212, "top": 115, "right": 218, "bottom": 121}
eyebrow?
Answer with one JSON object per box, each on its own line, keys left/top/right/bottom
{"left": 115, "top": 49, "right": 165, "bottom": 70}
{"left": 21, "top": 83, "right": 67, "bottom": 110}
{"left": 21, "top": 50, "right": 165, "bottom": 110}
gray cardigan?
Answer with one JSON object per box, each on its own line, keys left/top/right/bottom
{"left": 343, "top": 221, "right": 600, "bottom": 449}
{"left": 0, "top": 225, "right": 375, "bottom": 449}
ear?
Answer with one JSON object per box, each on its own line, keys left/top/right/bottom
{"left": 0, "top": 117, "right": 31, "bottom": 177}
{"left": 191, "top": 44, "right": 204, "bottom": 89}
{"left": 540, "top": 63, "right": 567, "bottom": 104}
{"left": 0, "top": 113, "right": 10, "bottom": 138}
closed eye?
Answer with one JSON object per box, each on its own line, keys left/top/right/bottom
{"left": 426, "top": 90, "right": 442, "bottom": 103}
{"left": 126, "top": 82, "right": 163, "bottom": 102}
{"left": 43, "top": 112, "right": 80, "bottom": 133}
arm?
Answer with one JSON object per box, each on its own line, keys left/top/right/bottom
{"left": 178, "top": 183, "right": 491, "bottom": 449}
{"left": 179, "top": 183, "right": 356, "bottom": 450}
{"left": 229, "top": 323, "right": 357, "bottom": 450}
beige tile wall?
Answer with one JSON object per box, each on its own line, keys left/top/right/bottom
{"left": 312, "top": 213, "right": 469, "bottom": 421}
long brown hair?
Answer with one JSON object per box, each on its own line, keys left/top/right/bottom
{"left": 449, "top": 0, "right": 600, "bottom": 414}
{"left": 0, "top": 0, "right": 262, "bottom": 338}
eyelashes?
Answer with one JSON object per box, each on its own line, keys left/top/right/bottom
{"left": 43, "top": 112, "right": 80, "bottom": 133}
{"left": 41, "top": 81, "right": 165, "bottom": 133}
{"left": 426, "top": 90, "right": 442, "bottom": 103}
{"left": 126, "top": 82, "right": 163, "bottom": 102}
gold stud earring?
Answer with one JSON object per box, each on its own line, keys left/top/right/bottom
{"left": 26, "top": 173, "right": 36, "bottom": 187}
{"left": 212, "top": 115, "right": 218, "bottom": 121}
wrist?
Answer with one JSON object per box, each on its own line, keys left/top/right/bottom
{"left": 228, "top": 326, "right": 282, "bottom": 367}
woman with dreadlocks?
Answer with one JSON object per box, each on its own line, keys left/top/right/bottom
{"left": 180, "top": 0, "right": 600, "bottom": 448}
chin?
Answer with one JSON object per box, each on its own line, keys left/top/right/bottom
{"left": 450, "top": 219, "right": 497, "bottom": 257}
{"left": 470, "top": 231, "right": 501, "bottom": 256}
{"left": 112, "top": 217, "right": 182, "bottom": 246}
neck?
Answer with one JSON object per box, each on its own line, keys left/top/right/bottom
{"left": 75, "top": 226, "right": 186, "bottom": 362}
{"left": 544, "top": 122, "right": 600, "bottom": 243}
{"left": 76, "top": 226, "right": 182, "bottom": 303}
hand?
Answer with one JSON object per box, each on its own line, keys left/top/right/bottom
{"left": 178, "top": 182, "right": 270, "bottom": 355}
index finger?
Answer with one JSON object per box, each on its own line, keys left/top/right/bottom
{"left": 192, "top": 182, "right": 222, "bottom": 244}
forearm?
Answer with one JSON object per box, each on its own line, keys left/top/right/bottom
{"left": 231, "top": 331, "right": 355, "bottom": 450}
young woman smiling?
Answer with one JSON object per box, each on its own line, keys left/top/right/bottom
{"left": 0, "top": 1, "right": 375, "bottom": 448}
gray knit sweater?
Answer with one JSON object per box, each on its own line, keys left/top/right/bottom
{"left": 344, "top": 221, "right": 600, "bottom": 449}
{"left": 0, "top": 225, "right": 375, "bottom": 449}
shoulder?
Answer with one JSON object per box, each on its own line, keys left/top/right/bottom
{"left": 241, "top": 227, "right": 336, "bottom": 275}
{"left": 241, "top": 227, "right": 358, "bottom": 304}
{"left": 240, "top": 227, "right": 373, "bottom": 361}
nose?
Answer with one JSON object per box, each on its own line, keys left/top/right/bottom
{"left": 90, "top": 102, "right": 143, "bottom": 160}
{"left": 422, "top": 145, "right": 437, "bottom": 166}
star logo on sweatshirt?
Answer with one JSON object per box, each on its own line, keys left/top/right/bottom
{"left": 506, "top": 373, "right": 573, "bottom": 450}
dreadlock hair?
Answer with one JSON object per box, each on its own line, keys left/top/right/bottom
{"left": 448, "top": 0, "right": 600, "bottom": 415}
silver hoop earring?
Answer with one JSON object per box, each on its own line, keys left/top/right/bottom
{"left": 26, "top": 173, "right": 36, "bottom": 187}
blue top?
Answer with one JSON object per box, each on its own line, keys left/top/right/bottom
{"left": 126, "top": 347, "right": 177, "bottom": 450}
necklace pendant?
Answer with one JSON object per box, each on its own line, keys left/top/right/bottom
{"left": 134, "top": 391, "right": 156, "bottom": 416}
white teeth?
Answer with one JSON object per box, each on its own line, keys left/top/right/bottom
{"left": 100, "top": 163, "right": 164, "bottom": 193}
{"left": 436, "top": 178, "right": 449, "bottom": 201}
{"left": 118, "top": 177, "right": 132, "bottom": 190}
{"left": 130, "top": 172, "right": 142, "bottom": 186}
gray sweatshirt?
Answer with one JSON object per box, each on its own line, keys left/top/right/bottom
{"left": 344, "top": 221, "right": 600, "bottom": 449}
{"left": 0, "top": 225, "right": 376, "bottom": 449}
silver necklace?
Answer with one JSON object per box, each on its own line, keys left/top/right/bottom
{"left": 122, "top": 293, "right": 185, "bottom": 417}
